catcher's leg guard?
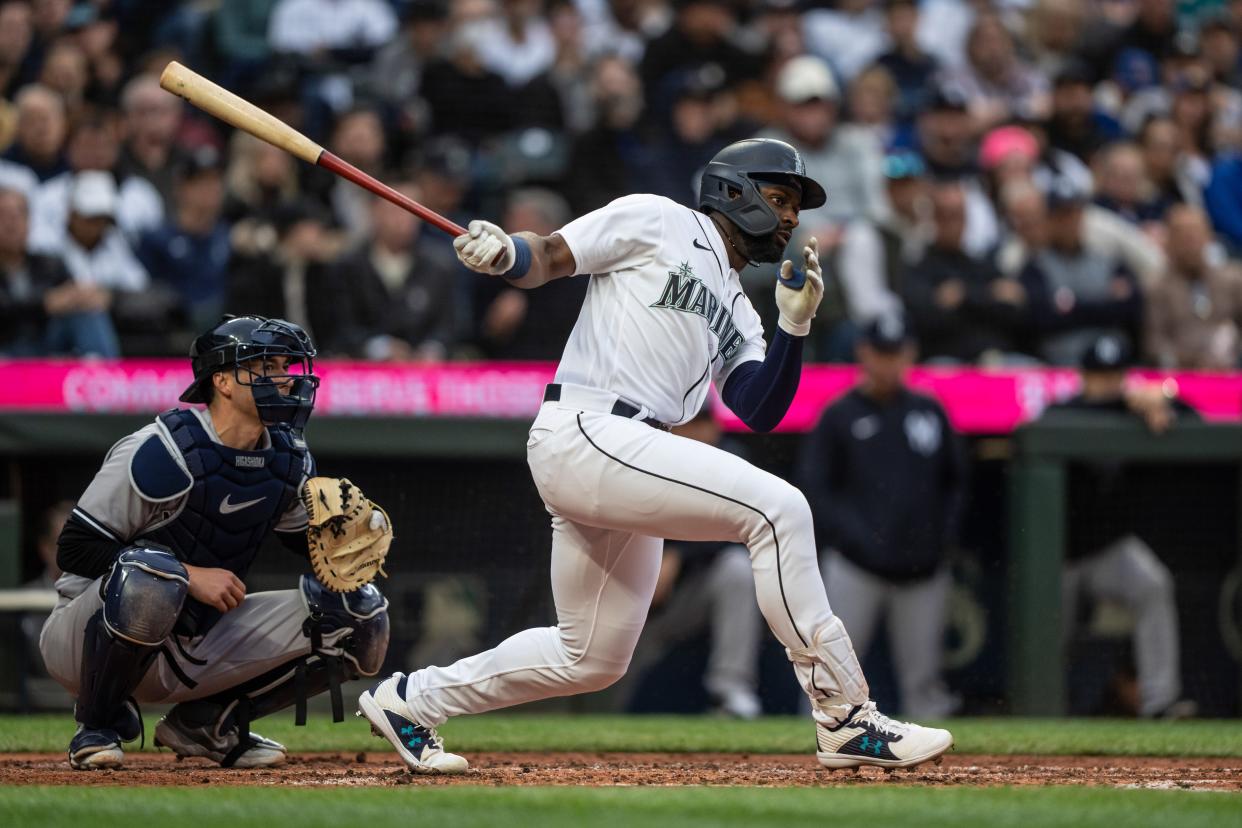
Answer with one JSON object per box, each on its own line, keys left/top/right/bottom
{"left": 158, "top": 578, "right": 390, "bottom": 766}
{"left": 77, "top": 546, "right": 188, "bottom": 730}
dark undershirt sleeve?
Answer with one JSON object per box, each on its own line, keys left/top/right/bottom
{"left": 720, "top": 328, "right": 804, "bottom": 433}
{"left": 275, "top": 529, "right": 310, "bottom": 559}
{"left": 57, "top": 513, "right": 126, "bottom": 580}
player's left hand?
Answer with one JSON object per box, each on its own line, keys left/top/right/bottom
{"left": 454, "top": 220, "right": 516, "bottom": 275}
{"left": 776, "top": 237, "right": 824, "bottom": 337}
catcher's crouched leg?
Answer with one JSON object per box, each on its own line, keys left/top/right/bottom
{"left": 73, "top": 545, "right": 188, "bottom": 769}
{"left": 154, "top": 576, "right": 390, "bottom": 768}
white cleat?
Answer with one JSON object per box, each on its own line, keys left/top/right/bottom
{"left": 154, "top": 708, "right": 286, "bottom": 769}
{"left": 815, "top": 701, "right": 953, "bottom": 770}
{"left": 357, "top": 672, "right": 469, "bottom": 775}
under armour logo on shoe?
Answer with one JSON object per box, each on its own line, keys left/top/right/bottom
{"left": 400, "top": 725, "right": 415, "bottom": 737}
{"left": 858, "top": 736, "right": 885, "bottom": 756}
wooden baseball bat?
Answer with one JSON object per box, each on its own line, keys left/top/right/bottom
{"left": 159, "top": 61, "right": 466, "bottom": 237}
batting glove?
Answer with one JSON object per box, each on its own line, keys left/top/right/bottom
{"left": 775, "top": 237, "right": 824, "bottom": 337}
{"left": 454, "top": 220, "right": 516, "bottom": 275}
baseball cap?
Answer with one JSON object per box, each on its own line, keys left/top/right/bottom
{"left": 69, "top": 171, "right": 118, "bottom": 218}
{"left": 979, "top": 125, "right": 1039, "bottom": 171}
{"left": 1080, "top": 333, "right": 1134, "bottom": 371}
{"left": 924, "top": 84, "right": 969, "bottom": 114}
{"left": 1046, "top": 174, "right": 1089, "bottom": 210}
{"left": 860, "top": 313, "right": 913, "bottom": 353}
{"left": 176, "top": 145, "right": 224, "bottom": 180}
{"left": 883, "top": 150, "right": 925, "bottom": 180}
{"left": 777, "top": 56, "right": 839, "bottom": 104}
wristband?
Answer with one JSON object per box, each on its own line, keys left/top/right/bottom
{"left": 503, "top": 237, "right": 533, "bottom": 280}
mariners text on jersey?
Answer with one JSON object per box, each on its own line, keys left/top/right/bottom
{"left": 650, "top": 262, "right": 747, "bottom": 361}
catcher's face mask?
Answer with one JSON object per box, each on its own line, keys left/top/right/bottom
{"left": 232, "top": 320, "right": 319, "bottom": 432}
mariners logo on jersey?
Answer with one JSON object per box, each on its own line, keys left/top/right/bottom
{"left": 650, "top": 262, "right": 747, "bottom": 360}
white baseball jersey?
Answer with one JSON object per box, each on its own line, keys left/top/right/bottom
{"left": 553, "top": 194, "right": 767, "bottom": 425}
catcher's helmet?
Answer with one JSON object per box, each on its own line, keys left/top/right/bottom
{"left": 179, "top": 315, "right": 319, "bottom": 431}
{"left": 698, "top": 138, "right": 827, "bottom": 237}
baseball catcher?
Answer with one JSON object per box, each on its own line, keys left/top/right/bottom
{"left": 40, "top": 315, "right": 392, "bottom": 770}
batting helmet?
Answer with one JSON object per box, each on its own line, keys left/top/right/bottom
{"left": 698, "top": 138, "right": 827, "bottom": 237}
{"left": 179, "top": 315, "right": 319, "bottom": 431}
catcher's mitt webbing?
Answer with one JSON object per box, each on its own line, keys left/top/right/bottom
{"left": 302, "top": 477, "right": 392, "bottom": 592}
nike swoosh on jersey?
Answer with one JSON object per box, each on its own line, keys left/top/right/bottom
{"left": 692, "top": 238, "right": 712, "bottom": 252}
{"left": 219, "top": 494, "right": 267, "bottom": 515}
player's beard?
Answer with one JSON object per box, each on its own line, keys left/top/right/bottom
{"left": 736, "top": 228, "right": 787, "bottom": 264}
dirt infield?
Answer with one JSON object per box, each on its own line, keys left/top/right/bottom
{"left": 2, "top": 751, "right": 1240, "bottom": 790}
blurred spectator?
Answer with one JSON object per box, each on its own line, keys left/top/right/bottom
{"left": 903, "top": 181, "right": 1029, "bottom": 363}
{"left": 1046, "top": 61, "right": 1123, "bottom": 162}
{"left": 940, "top": 13, "right": 1051, "bottom": 131}
{"left": 648, "top": 67, "right": 742, "bottom": 205}
{"left": 325, "top": 106, "right": 387, "bottom": 245}
{"left": 1146, "top": 204, "right": 1242, "bottom": 369}
{"left": 0, "top": 185, "right": 118, "bottom": 356}
{"left": 846, "top": 64, "right": 899, "bottom": 148}
{"left": 640, "top": 0, "right": 761, "bottom": 98}
{"left": 25, "top": 499, "right": 69, "bottom": 589}
{"left": 117, "top": 73, "right": 185, "bottom": 208}
{"left": 420, "top": 23, "right": 514, "bottom": 146}
{"left": 475, "top": 187, "right": 585, "bottom": 359}
{"left": 836, "top": 149, "right": 929, "bottom": 327}
{"left": 1104, "top": 0, "right": 1179, "bottom": 67}
{"left": 913, "top": 86, "right": 999, "bottom": 257}
{"left": 477, "top": 0, "right": 556, "bottom": 88}
{"left": 411, "top": 137, "right": 473, "bottom": 249}
{"left": 0, "top": 1, "right": 34, "bottom": 102}
{"left": 211, "top": 0, "right": 280, "bottom": 89}
{"left": 1093, "top": 140, "right": 1168, "bottom": 228}
{"left": 1139, "top": 115, "right": 1205, "bottom": 207}
{"left": 1019, "top": 178, "right": 1144, "bottom": 365}
{"left": 744, "top": 0, "right": 805, "bottom": 70}
{"left": 564, "top": 54, "right": 650, "bottom": 213}
{"left": 578, "top": 0, "right": 666, "bottom": 65}
{"left": 227, "top": 200, "right": 346, "bottom": 354}
{"left": 222, "top": 131, "right": 300, "bottom": 226}
{"left": 998, "top": 177, "right": 1166, "bottom": 286}
{"left": 2, "top": 84, "right": 68, "bottom": 181}
{"left": 137, "top": 147, "right": 232, "bottom": 332}
{"left": 1039, "top": 332, "right": 1196, "bottom": 719}
{"left": 37, "top": 38, "right": 87, "bottom": 113}
{"left": 267, "top": 0, "right": 397, "bottom": 56}
{"left": 1026, "top": 0, "right": 1089, "bottom": 79}
{"left": 1200, "top": 13, "right": 1242, "bottom": 88}
{"left": 1205, "top": 147, "right": 1242, "bottom": 252}
{"left": 59, "top": 170, "right": 147, "bottom": 292}
{"left": 797, "top": 314, "right": 965, "bottom": 718}
{"left": 365, "top": 0, "right": 450, "bottom": 111}
{"left": 760, "top": 55, "right": 885, "bottom": 227}
{"left": 874, "top": 0, "right": 938, "bottom": 127}
{"left": 619, "top": 408, "right": 765, "bottom": 719}
{"left": 546, "top": 0, "right": 593, "bottom": 134}
{"left": 333, "top": 181, "right": 459, "bottom": 360}
{"left": 804, "top": 0, "right": 886, "bottom": 83}
{"left": 27, "top": 109, "right": 164, "bottom": 251}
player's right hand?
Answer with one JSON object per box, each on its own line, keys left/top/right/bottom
{"left": 775, "top": 237, "right": 824, "bottom": 337}
{"left": 454, "top": 219, "right": 516, "bottom": 275}
{"left": 184, "top": 564, "right": 246, "bottom": 613}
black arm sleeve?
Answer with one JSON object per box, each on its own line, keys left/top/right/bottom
{"left": 57, "top": 513, "right": 126, "bottom": 580}
{"left": 275, "top": 529, "right": 310, "bottom": 559}
{"left": 721, "top": 328, "right": 804, "bottom": 433}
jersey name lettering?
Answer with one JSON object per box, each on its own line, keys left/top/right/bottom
{"left": 235, "top": 456, "right": 266, "bottom": 468}
{"left": 650, "top": 263, "right": 747, "bottom": 360}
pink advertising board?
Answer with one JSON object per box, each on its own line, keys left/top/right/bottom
{"left": 0, "top": 359, "right": 1238, "bottom": 433}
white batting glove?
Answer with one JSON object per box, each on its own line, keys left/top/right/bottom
{"left": 453, "top": 220, "right": 516, "bottom": 275}
{"left": 775, "top": 237, "right": 824, "bottom": 337}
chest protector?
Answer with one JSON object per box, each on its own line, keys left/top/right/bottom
{"left": 145, "top": 409, "right": 306, "bottom": 634}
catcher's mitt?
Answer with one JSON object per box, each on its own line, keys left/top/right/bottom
{"left": 302, "top": 477, "right": 392, "bottom": 592}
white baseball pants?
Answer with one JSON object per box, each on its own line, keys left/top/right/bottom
{"left": 401, "top": 391, "right": 868, "bottom": 726}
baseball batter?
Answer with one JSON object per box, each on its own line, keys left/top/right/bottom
{"left": 41, "top": 316, "right": 392, "bottom": 770}
{"left": 359, "top": 139, "right": 954, "bottom": 773}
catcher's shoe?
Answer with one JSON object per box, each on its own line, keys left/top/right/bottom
{"left": 68, "top": 726, "right": 125, "bottom": 770}
{"left": 357, "top": 672, "right": 468, "bottom": 774}
{"left": 154, "top": 706, "right": 286, "bottom": 769}
{"left": 68, "top": 700, "right": 143, "bottom": 770}
{"left": 815, "top": 701, "right": 953, "bottom": 770}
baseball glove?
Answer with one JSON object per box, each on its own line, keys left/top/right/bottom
{"left": 302, "top": 477, "right": 392, "bottom": 592}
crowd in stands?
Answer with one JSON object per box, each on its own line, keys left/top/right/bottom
{"left": 2, "top": 0, "right": 1242, "bottom": 368}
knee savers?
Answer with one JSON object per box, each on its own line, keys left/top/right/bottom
{"left": 101, "top": 545, "right": 189, "bottom": 646}
{"left": 299, "top": 575, "right": 389, "bottom": 677}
